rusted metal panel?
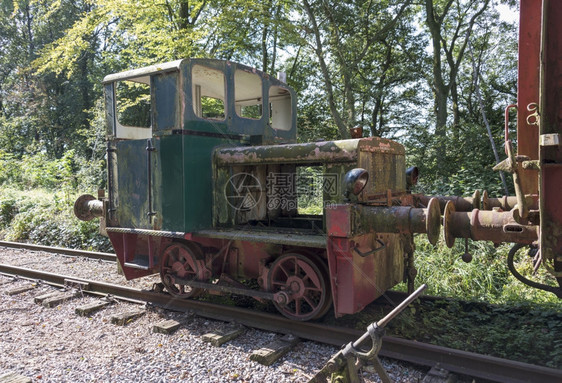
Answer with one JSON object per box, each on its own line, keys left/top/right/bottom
{"left": 357, "top": 138, "right": 406, "bottom": 199}
{"left": 539, "top": 0, "right": 562, "bottom": 286}
{"left": 214, "top": 139, "right": 360, "bottom": 166}
{"left": 326, "top": 204, "right": 353, "bottom": 237}
{"left": 193, "top": 229, "right": 326, "bottom": 248}
{"left": 107, "top": 232, "right": 168, "bottom": 280}
{"left": 517, "top": 0, "right": 542, "bottom": 195}
{"left": 326, "top": 233, "right": 404, "bottom": 316}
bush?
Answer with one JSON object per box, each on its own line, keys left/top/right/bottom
{"left": 0, "top": 148, "right": 105, "bottom": 193}
{"left": 0, "top": 188, "right": 112, "bottom": 252}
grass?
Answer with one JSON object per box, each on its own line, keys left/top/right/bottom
{"left": 376, "top": 235, "right": 562, "bottom": 369}
{"left": 409, "top": 235, "right": 559, "bottom": 305}
{"left": 373, "top": 297, "right": 562, "bottom": 369}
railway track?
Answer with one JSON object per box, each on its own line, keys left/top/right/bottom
{"left": 1, "top": 242, "right": 561, "bottom": 382}
{"left": 0, "top": 240, "right": 116, "bottom": 262}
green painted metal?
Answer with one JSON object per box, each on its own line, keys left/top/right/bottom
{"left": 182, "top": 121, "right": 240, "bottom": 232}
{"left": 181, "top": 59, "right": 297, "bottom": 143}
{"left": 153, "top": 72, "right": 180, "bottom": 132}
{"left": 115, "top": 139, "right": 151, "bottom": 229}
{"left": 158, "top": 135, "right": 184, "bottom": 230}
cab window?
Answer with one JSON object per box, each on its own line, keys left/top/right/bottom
{"left": 235, "top": 69, "right": 263, "bottom": 119}
{"left": 269, "top": 85, "right": 292, "bottom": 131}
{"left": 114, "top": 77, "right": 152, "bottom": 139}
{"left": 192, "top": 65, "right": 226, "bottom": 120}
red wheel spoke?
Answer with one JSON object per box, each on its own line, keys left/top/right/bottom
{"left": 161, "top": 243, "right": 203, "bottom": 299}
{"left": 268, "top": 252, "right": 331, "bottom": 321}
{"left": 305, "top": 285, "right": 322, "bottom": 292}
{"left": 293, "top": 258, "right": 300, "bottom": 276}
{"left": 278, "top": 264, "right": 291, "bottom": 278}
{"left": 303, "top": 294, "right": 316, "bottom": 309}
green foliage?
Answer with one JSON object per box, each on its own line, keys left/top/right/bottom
{"left": 296, "top": 166, "right": 324, "bottom": 215}
{"left": 116, "top": 81, "right": 152, "bottom": 127}
{"left": 0, "top": 188, "right": 111, "bottom": 252}
{"left": 0, "top": 150, "right": 76, "bottom": 190}
{"left": 383, "top": 299, "right": 562, "bottom": 368}
{"left": 201, "top": 97, "right": 226, "bottom": 120}
{"left": 0, "top": 196, "right": 17, "bottom": 229}
{"left": 296, "top": 101, "right": 339, "bottom": 143}
{"left": 1, "top": 0, "right": 520, "bottom": 198}
{"left": 409, "top": 236, "right": 559, "bottom": 305}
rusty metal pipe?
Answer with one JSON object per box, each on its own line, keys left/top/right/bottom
{"left": 74, "top": 194, "right": 104, "bottom": 221}
{"left": 443, "top": 201, "right": 538, "bottom": 248}
{"left": 481, "top": 192, "right": 518, "bottom": 210}
{"left": 357, "top": 198, "right": 441, "bottom": 245}
{"left": 481, "top": 190, "right": 538, "bottom": 211}
{"left": 417, "top": 191, "right": 480, "bottom": 212}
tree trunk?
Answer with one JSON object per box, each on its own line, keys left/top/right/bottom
{"left": 302, "top": 0, "right": 350, "bottom": 139}
{"left": 179, "top": 0, "right": 190, "bottom": 30}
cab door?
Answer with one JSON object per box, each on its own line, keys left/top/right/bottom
{"left": 106, "top": 74, "right": 161, "bottom": 230}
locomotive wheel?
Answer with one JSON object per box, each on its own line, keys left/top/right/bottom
{"left": 160, "top": 243, "right": 203, "bottom": 298}
{"left": 268, "top": 253, "right": 332, "bottom": 321}
{"left": 306, "top": 253, "right": 333, "bottom": 319}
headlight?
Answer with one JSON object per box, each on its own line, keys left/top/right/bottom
{"left": 344, "top": 168, "right": 369, "bottom": 197}
{"left": 406, "top": 166, "right": 418, "bottom": 190}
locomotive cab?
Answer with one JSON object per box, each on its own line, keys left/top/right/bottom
{"left": 102, "top": 59, "right": 297, "bottom": 234}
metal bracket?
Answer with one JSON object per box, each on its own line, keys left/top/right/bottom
{"left": 146, "top": 139, "right": 157, "bottom": 219}
{"left": 352, "top": 239, "right": 386, "bottom": 258}
{"left": 526, "top": 103, "right": 540, "bottom": 126}
{"left": 539, "top": 133, "right": 560, "bottom": 147}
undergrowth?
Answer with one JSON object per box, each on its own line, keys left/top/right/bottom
{"left": 0, "top": 187, "right": 111, "bottom": 252}
{"left": 380, "top": 235, "right": 562, "bottom": 368}
{"left": 407, "top": 235, "right": 559, "bottom": 305}
{"left": 376, "top": 298, "right": 562, "bottom": 369}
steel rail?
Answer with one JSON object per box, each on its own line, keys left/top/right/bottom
{"left": 0, "top": 241, "right": 116, "bottom": 262}
{"left": 1, "top": 263, "right": 560, "bottom": 383}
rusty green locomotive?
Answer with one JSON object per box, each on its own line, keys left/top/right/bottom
{"left": 76, "top": 53, "right": 560, "bottom": 320}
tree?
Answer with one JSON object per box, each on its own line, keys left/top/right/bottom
{"left": 0, "top": 0, "right": 99, "bottom": 158}
{"left": 423, "top": 0, "right": 491, "bottom": 177}
{"left": 299, "top": 0, "right": 413, "bottom": 139}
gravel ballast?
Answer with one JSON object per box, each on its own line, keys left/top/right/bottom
{"left": 0, "top": 247, "right": 426, "bottom": 382}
